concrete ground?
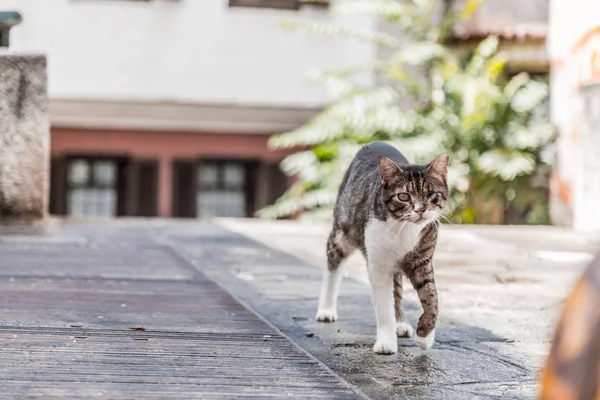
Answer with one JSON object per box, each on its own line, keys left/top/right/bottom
{"left": 1, "top": 218, "right": 598, "bottom": 399}
{"left": 0, "top": 220, "right": 363, "bottom": 399}
{"left": 219, "top": 219, "right": 600, "bottom": 398}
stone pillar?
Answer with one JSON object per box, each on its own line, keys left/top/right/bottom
{"left": 573, "top": 83, "right": 600, "bottom": 231}
{"left": 158, "top": 156, "right": 173, "bottom": 218}
{"left": 548, "top": 0, "right": 600, "bottom": 229}
{"left": 0, "top": 54, "right": 49, "bottom": 223}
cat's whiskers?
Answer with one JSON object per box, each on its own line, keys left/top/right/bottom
{"left": 371, "top": 218, "right": 407, "bottom": 255}
{"left": 395, "top": 220, "right": 410, "bottom": 250}
{"left": 439, "top": 214, "right": 454, "bottom": 225}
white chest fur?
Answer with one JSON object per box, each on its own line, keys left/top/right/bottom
{"left": 364, "top": 218, "right": 424, "bottom": 271}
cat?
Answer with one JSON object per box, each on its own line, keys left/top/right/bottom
{"left": 316, "top": 141, "right": 449, "bottom": 355}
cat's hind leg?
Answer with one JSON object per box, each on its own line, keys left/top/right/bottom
{"left": 316, "top": 227, "right": 352, "bottom": 322}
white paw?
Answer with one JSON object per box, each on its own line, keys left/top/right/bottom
{"left": 316, "top": 309, "right": 338, "bottom": 322}
{"left": 415, "top": 329, "right": 436, "bottom": 351}
{"left": 396, "top": 321, "right": 414, "bottom": 338}
{"left": 373, "top": 338, "right": 398, "bottom": 355}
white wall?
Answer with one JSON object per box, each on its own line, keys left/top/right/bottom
{"left": 548, "top": 0, "right": 600, "bottom": 231}
{"left": 0, "top": 0, "right": 375, "bottom": 107}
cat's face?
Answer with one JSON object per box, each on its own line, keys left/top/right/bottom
{"left": 378, "top": 155, "right": 449, "bottom": 225}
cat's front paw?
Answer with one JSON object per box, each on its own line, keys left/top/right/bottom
{"left": 315, "top": 309, "right": 338, "bottom": 322}
{"left": 373, "top": 338, "right": 398, "bottom": 355}
{"left": 396, "top": 321, "right": 414, "bottom": 338}
{"left": 415, "top": 329, "right": 436, "bottom": 351}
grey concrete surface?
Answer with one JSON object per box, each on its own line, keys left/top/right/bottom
{"left": 217, "top": 219, "right": 600, "bottom": 398}
{"left": 1, "top": 218, "right": 597, "bottom": 399}
{"left": 0, "top": 53, "right": 49, "bottom": 222}
{"left": 0, "top": 220, "right": 365, "bottom": 399}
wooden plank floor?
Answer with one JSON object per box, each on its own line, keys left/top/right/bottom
{"left": 0, "top": 232, "right": 362, "bottom": 399}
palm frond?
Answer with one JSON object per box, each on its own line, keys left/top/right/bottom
{"left": 262, "top": 0, "right": 553, "bottom": 224}
{"left": 332, "top": 0, "right": 412, "bottom": 22}
{"left": 281, "top": 20, "right": 400, "bottom": 48}
{"left": 383, "top": 135, "right": 444, "bottom": 163}
{"left": 269, "top": 86, "right": 401, "bottom": 149}
{"left": 305, "top": 70, "right": 357, "bottom": 99}
{"left": 504, "top": 72, "right": 530, "bottom": 98}
{"left": 466, "top": 36, "right": 500, "bottom": 75}
{"left": 477, "top": 149, "right": 536, "bottom": 181}
{"left": 391, "top": 41, "right": 447, "bottom": 66}
{"left": 257, "top": 187, "right": 337, "bottom": 219}
{"left": 511, "top": 80, "right": 549, "bottom": 114}
{"left": 503, "top": 123, "right": 556, "bottom": 150}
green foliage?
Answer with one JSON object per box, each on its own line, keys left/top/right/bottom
{"left": 259, "top": 0, "right": 555, "bottom": 224}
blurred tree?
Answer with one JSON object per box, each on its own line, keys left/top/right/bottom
{"left": 259, "top": 0, "right": 555, "bottom": 224}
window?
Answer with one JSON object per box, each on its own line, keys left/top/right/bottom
{"left": 229, "top": 0, "right": 328, "bottom": 10}
{"left": 67, "top": 158, "right": 119, "bottom": 218}
{"left": 229, "top": 0, "right": 297, "bottom": 9}
{"left": 197, "top": 161, "right": 249, "bottom": 219}
{"left": 51, "top": 157, "right": 157, "bottom": 218}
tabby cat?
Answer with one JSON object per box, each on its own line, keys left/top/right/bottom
{"left": 316, "top": 141, "right": 449, "bottom": 354}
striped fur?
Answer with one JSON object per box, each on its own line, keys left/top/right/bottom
{"left": 316, "top": 141, "right": 448, "bottom": 354}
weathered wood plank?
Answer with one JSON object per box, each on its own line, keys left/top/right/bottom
{"left": 0, "top": 237, "right": 362, "bottom": 399}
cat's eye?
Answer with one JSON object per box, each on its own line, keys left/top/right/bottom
{"left": 397, "top": 193, "right": 410, "bottom": 202}
{"left": 428, "top": 192, "right": 439, "bottom": 204}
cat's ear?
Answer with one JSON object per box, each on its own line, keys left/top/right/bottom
{"left": 378, "top": 157, "right": 402, "bottom": 185}
{"left": 426, "top": 154, "right": 449, "bottom": 178}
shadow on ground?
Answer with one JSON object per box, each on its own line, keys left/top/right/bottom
{"left": 164, "top": 223, "right": 539, "bottom": 400}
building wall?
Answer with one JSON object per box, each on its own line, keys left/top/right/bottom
{"left": 51, "top": 128, "right": 294, "bottom": 218}
{"left": 452, "top": 0, "right": 548, "bottom": 36}
{"left": 548, "top": 0, "right": 600, "bottom": 231}
{"left": 0, "top": 0, "right": 376, "bottom": 219}
{"left": 3, "top": 0, "right": 375, "bottom": 108}
{"left": 449, "top": 0, "right": 549, "bottom": 73}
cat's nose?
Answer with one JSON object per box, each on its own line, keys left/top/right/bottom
{"left": 414, "top": 207, "right": 425, "bottom": 215}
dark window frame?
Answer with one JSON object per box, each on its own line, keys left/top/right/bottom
{"left": 50, "top": 158, "right": 68, "bottom": 216}
{"left": 197, "top": 159, "right": 258, "bottom": 218}
{"left": 51, "top": 155, "right": 159, "bottom": 218}
{"left": 66, "top": 156, "right": 121, "bottom": 190}
{"left": 172, "top": 159, "right": 197, "bottom": 218}
{"left": 198, "top": 160, "right": 248, "bottom": 191}
{"left": 133, "top": 159, "right": 159, "bottom": 217}
{"left": 172, "top": 158, "right": 259, "bottom": 219}
{"left": 229, "top": 0, "right": 328, "bottom": 10}
{"left": 65, "top": 155, "right": 128, "bottom": 217}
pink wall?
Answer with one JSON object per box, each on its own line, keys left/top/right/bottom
{"left": 51, "top": 128, "right": 293, "bottom": 217}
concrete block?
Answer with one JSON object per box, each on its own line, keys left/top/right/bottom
{"left": 0, "top": 53, "right": 49, "bottom": 223}
{"left": 574, "top": 83, "right": 600, "bottom": 232}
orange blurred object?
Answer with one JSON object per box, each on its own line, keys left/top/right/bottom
{"left": 541, "top": 252, "right": 600, "bottom": 400}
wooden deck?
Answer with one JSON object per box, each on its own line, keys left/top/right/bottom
{"left": 0, "top": 224, "right": 362, "bottom": 399}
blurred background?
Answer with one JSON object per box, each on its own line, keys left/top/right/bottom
{"left": 0, "top": 0, "right": 595, "bottom": 230}
{"left": 1, "top": 2, "right": 600, "bottom": 396}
